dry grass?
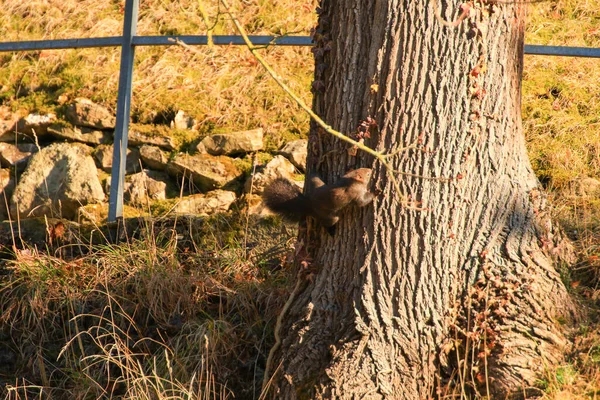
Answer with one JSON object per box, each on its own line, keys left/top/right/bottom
{"left": 0, "top": 215, "right": 296, "bottom": 399}
{"left": 522, "top": 1, "right": 600, "bottom": 399}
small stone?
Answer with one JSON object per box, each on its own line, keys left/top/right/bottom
{"left": 172, "top": 190, "right": 236, "bottom": 216}
{"left": 167, "top": 153, "right": 241, "bottom": 192}
{"left": 16, "top": 112, "right": 57, "bottom": 136}
{"left": 0, "top": 142, "right": 32, "bottom": 170}
{"left": 245, "top": 193, "right": 276, "bottom": 217}
{"left": 0, "top": 168, "right": 12, "bottom": 193}
{"left": 0, "top": 106, "right": 21, "bottom": 142}
{"left": 245, "top": 155, "right": 297, "bottom": 194}
{"left": 48, "top": 123, "right": 111, "bottom": 145}
{"left": 140, "top": 145, "right": 169, "bottom": 171}
{"left": 171, "top": 110, "right": 195, "bottom": 130}
{"left": 279, "top": 139, "right": 307, "bottom": 172}
{"left": 66, "top": 98, "right": 116, "bottom": 130}
{"left": 129, "top": 128, "right": 177, "bottom": 150}
{"left": 196, "top": 128, "right": 264, "bottom": 155}
{"left": 94, "top": 144, "right": 141, "bottom": 175}
{"left": 0, "top": 168, "right": 14, "bottom": 220}
{"left": 124, "top": 170, "right": 168, "bottom": 205}
{"left": 0, "top": 108, "right": 56, "bottom": 141}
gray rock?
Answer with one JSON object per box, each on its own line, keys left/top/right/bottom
{"left": 48, "top": 123, "right": 111, "bottom": 145}
{"left": 245, "top": 193, "right": 276, "bottom": 217}
{"left": 66, "top": 98, "right": 116, "bottom": 130}
{"left": 173, "top": 190, "right": 236, "bottom": 216}
{"left": 94, "top": 144, "right": 141, "bottom": 174}
{"left": 171, "top": 110, "right": 195, "bottom": 130}
{"left": 129, "top": 128, "right": 177, "bottom": 150}
{"left": 0, "top": 131, "right": 17, "bottom": 143}
{"left": 0, "top": 107, "right": 56, "bottom": 141}
{"left": 140, "top": 145, "right": 169, "bottom": 171}
{"left": 0, "top": 168, "right": 12, "bottom": 194}
{"left": 0, "top": 169, "right": 14, "bottom": 220}
{"left": 124, "top": 170, "right": 168, "bottom": 205}
{"left": 196, "top": 128, "right": 263, "bottom": 155}
{"left": 0, "top": 106, "right": 20, "bottom": 142}
{"left": 574, "top": 177, "right": 600, "bottom": 197}
{"left": 10, "top": 143, "right": 105, "bottom": 219}
{"left": 245, "top": 155, "right": 297, "bottom": 194}
{"left": 279, "top": 139, "right": 307, "bottom": 172}
{"left": 167, "top": 153, "right": 241, "bottom": 191}
{"left": 0, "top": 143, "right": 32, "bottom": 170}
{"left": 16, "top": 112, "right": 57, "bottom": 136}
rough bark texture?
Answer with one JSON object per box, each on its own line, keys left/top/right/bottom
{"left": 267, "top": 1, "right": 575, "bottom": 399}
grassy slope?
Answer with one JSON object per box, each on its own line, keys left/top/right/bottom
{"left": 1, "top": 0, "right": 600, "bottom": 398}
{"left": 525, "top": 1, "right": 600, "bottom": 225}
{"left": 523, "top": 1, "right": 600, "bottom": 398}
{"left": 0, "top": 0, "right": 316, "bottom": 150}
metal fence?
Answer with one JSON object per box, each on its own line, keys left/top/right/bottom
{"left": 1, "top": 0, "right": 599, "bottom": 222}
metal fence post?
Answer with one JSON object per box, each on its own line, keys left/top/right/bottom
{"left": 108, "top": 0, "right": 139, "bottom": 222}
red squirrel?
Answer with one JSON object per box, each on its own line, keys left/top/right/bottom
{"left": 262, "top": 168, "right": 378, "bottom": 234}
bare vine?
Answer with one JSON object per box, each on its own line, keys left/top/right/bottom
{"left": 431, "top": 0, "right": 471, "bottom": 27}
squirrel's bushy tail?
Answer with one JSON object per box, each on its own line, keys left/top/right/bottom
{"left": 262, "top": 178, "right": 312, "bottom": 221}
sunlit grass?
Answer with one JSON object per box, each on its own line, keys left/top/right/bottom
{"left": 522, "top": 1, "right": 600, "bottom": 398}
{"left": 0, "top": 0, "right": 317, "bottom": 151}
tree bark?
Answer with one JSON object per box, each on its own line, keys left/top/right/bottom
{"left": 267, "top": 1, "right": 576, "bottom": 399}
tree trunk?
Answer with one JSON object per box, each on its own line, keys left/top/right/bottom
{"left": 267, "top": 1, "right": 575, "bottom": 399}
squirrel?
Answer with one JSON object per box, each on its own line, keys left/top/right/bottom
{"left": 262, "top": 168, "right": 379, "bottom": 235}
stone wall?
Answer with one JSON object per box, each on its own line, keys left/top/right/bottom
{"left": 0, "top": 98, "right": 307, "bottom": 223}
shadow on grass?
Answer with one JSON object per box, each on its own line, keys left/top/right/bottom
{"left": 0, "top": 213, "right": 297, "bottom": 399}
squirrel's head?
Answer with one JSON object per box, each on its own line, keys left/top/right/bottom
{"left": 346, "top": 168, "right": 372, "bottom": 182}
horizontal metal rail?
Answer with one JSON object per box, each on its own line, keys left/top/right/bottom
{"left": 2, "top": 36, "right": 600, "bottom": 58}
{"left": 0, "top": 37, "right": 123, "bottom": 52}
{"left": 524, "top": 44, "right": 600, "bottom": 58}
{"left": 0, "top": 35, "right": 314, "bottom": 52}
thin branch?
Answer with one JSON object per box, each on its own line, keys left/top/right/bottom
{"left": 393, "top": 170, "right": 454, "bottom": 182}
{"left": 197, "top": 0, "right": 215, "bottom": 47}
{"left": 431, "top": 0, "right": 471, "bottom": 28}
{"left": 219, "top": 0, "right": 383, "bottom": 161}
{"left": 490, "top": 0, "right": 550, "bottom": 3}
{"left": 382, "top": 138, "right": 421, "bottom": 159}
